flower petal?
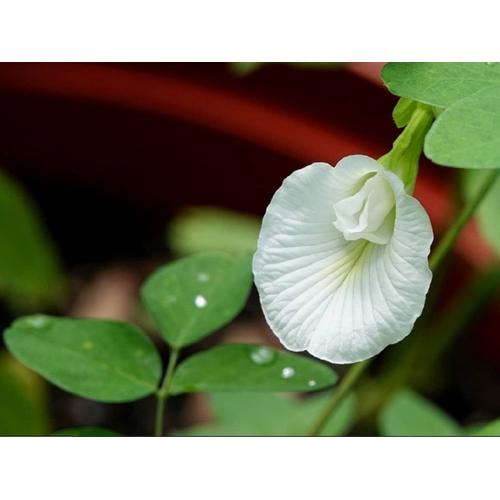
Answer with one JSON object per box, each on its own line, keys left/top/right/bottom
{"left": 253, "top": 157, "right": 433, "bottom": 364}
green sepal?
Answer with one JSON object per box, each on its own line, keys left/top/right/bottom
{"left": 379, "top": 100, "right": 434, "bottom": 194}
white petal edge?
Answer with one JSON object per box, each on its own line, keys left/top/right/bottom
{"left": 253, "top": 156, "right": 433, "bottom": 364}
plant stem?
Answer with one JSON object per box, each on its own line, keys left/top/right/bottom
{"left": 154, "top": 347, "right": 180, "bottom": 437}
{"left": 429, "top": 169, "right": 500, "bottom": 271}
{"left": 308, "top": 360, "right": 370, "bottom": 436}
{"left": 308, "top": 167, "right": 500, "bottom": 436}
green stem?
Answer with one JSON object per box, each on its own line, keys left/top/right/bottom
{"left": 429, "top": 169, "right": 500, "bottom": 271}
{"left": 308, "top": 360, "right": 370, "bottom": 436}
{"left": 308, "top": 167, "right": 500, "bottom": 436}
{"left": 154, "top": 347, "right": 180, "bottom": 437}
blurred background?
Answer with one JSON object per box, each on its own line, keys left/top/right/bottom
{"left": 0, "top": 62, "right": 499, "bottom": 436}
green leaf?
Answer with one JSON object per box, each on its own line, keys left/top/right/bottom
{"left": 379, "top": 389, "right": 462, "bottom": 436}
{"left": 425, "top": 86, "right": 500, "bottom": 169}
{"left": 178, "top": 392, "right": 355, "bottom": 436}
{"left": 170, "top": 344, "right": 338, "bottom": 395}
{"left": 0, "top": 353, "right": 50, "bottom": 436}
{"left": 382, "top": 62, "right": 500, "bottom": 108}
{"left": 141, "top": 253, "right": 253, "bottom": 348}
{"left": 383, "top": 64, "right": 500, "bottom": 170}
{"left": 467, "top": 419, "right": 500, "bottom": 436}
{"left": 168, "top": 206, "right": 260, "bottom": 257}
{"left": 4, "top": 315, "right": 162, "bottom": 402}
{"left": 53, "top": 426, "right": 121, "bottom": 436}
{"left": 462, "top": 170, "right": 500, "bottom": 254}
{"left": 0, "top": 169, "right": 65, "bottom": 310}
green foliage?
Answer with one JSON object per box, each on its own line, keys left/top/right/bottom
{"left": 0, "top": 169, "right": 65, "bottom": 310}
{"left": 382, "top": 62, "right": 500, "bottom": 108}
{"left": 141, "top": 253, "right": 253, "bottom": 348}
{"left": 468, "top": 419, "right": 500, "bottom": 436}
{"left": 379, "top": 389, "right": 462, "bottom": 436}
{"left": 4, "top": 315, "right": 162, "bottom": 402}
{"left": 380, "top": 388, "right": 500, "bottom": 437}
{"left": 462, "top": 170, "right": 500, "bottom": 255}
{"left": 425, "top": 87, "right": 500, "bottom": 169}
{"left": 382, "top": 63, "right": 500, "bottom": 169}
{"left": 53, "top": 427, "right": 120, "bottom": 436}
{"left": 178, "top": 392, "right": 355, "bottom": 436}
{"left": 0, "top": 353, "right": 50, "bottom": 435}
{"left": 168, "top": 206, "right": 260, "bottom": 257}
{"left": 170, "top": 344, "right": 337, "bottom": 395}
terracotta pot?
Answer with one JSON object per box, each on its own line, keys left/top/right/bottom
{"left": 0, "top": 62, "right": 495, "bottom": 269}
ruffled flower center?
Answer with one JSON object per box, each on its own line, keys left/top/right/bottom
{"left": 332, "top": 172, "right": 395, "bottom": 245}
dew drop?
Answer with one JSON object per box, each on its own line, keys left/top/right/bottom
{"left": 281, "top": 366, "right": 295, "bottom": 379}
{"left": 486, "top": 62, "right": 497, "bottom": 66}
{"left": 249, "top": 346, "right": 276, "bottom": 365}
{"left": 308, "top": 379, "right": 317, "bottom": 387}
{"left": 194, "top": 294, "right": 208, "bottom": 308}
{"left": 197, "top": 272, "right": 210, "bottom": 283}
{"left": 26, "top": 315, "right": 51, "bottom": 329}
{"left": 82, "top": 341, "right": 94, "bottom": 350}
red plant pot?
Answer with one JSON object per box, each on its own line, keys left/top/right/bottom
{"left": 0, "top": 62, "right": 494, "bottom": 270}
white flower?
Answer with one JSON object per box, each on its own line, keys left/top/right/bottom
{"left": 253, "top": 155, "right": 433, "bottom": 364}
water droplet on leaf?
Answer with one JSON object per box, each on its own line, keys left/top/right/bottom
{"left": 194, "top": 294, "right": 208, "bottom": 308}
{"left": 281, "top": 366, "right": 295, "bottom": 379}
{"left": 308, "top": 379, "right": 317, "bottom": 387}
{"left": 82, "top": 341, "right": 94, "bottom": 350}
{"left": 26, "top": 315, "right": 51, "bottom": 329}
{"left": 249, "top": 346, "right": 276, "bottom": 365}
